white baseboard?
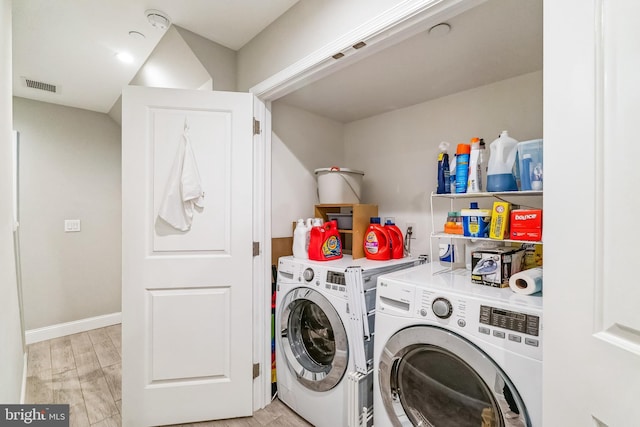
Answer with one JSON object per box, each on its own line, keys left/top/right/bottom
{"left": 25, "top": 312, "right": 122, "bottom": 345}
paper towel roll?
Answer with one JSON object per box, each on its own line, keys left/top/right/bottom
{"left": 509, "top": 267, "right": 543, "bottom": 295}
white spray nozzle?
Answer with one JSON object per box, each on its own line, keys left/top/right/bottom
{"left": 438, "top": 141, "right": 450, "bottom": 152}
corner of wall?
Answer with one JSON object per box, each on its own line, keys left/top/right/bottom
{"left": 174, "top": 26, "right": 237, "bottom": 92}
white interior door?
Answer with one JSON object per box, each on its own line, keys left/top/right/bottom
{"left": 121, "top": 86, "right": 254, "bottom": 426}
{"left": 544, "top": 0, "right": 640, "bottom": 425}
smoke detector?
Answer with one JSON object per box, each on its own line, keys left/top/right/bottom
{"left": 146, "top": 9, "right": 171, "bottom": 30}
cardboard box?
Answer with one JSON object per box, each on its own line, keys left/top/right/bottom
{"left": 489, "top": 201, "right": 511, "bottom": 240}
{"left": 471, "top": 247, "right": 525, "bottom": 287}
{"left": 510, "top": 209, "right": 542, "bottom": 241}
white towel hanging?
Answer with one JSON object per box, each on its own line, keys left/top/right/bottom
{"left": 157, "top": 126, "right": 204, "bottom": 231}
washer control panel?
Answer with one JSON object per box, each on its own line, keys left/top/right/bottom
{"left": 479, "top": 305, "right": 540, "bottom": 337}
{"left": 409, "top": 285, "right": 542, "bottom": 360}
{"left": 432, "top": 297, "right": 453, "bottom": 319}
{"left": 302, "top": 268, "right": 315, "bottom": 282}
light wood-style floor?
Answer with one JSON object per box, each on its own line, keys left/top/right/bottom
{"left": 25, "top": 324, "right": 311, "bottom": 427}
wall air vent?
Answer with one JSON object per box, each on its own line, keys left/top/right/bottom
{"left": 24, "top": 78, "right": 57, "bottom": 93}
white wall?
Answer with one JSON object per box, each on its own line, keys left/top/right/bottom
{"left": 271, "top": 101, "right": 344, "bottom": 237}
{"left": 13, "top": 97, "right": 122, "bottom": 330}
{"left": 238, "top": 0, "right": 407, "bottom": 91}
{"left": 109, "top": 25, "right": 237, "bottom": 123}
{"left": 344, "top": 70, "right": 543, "bottom": 256}
{"left": 0, "top": 0, "right": 25, "bottom": 402}
{"left": 174, "top": 26, "right": 237, "bottom": 91}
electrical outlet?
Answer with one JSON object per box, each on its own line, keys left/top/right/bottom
{"left": 64, "top": 219, "right": 81, "bottom": 232}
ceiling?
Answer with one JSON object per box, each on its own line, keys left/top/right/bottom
{"left": 12, "top": 0, "right": 542, "bottom": 121}
{"left": 12, "top": 0, "right": 299, "bottom": 113}
{"left": 278, "top": 0, "right": 543, "bottom": 123}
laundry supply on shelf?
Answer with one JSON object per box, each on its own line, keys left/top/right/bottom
{"left": 292, "top": 218, "right": 310, "bottom": 259}
{"left": 471, "top": 246, "right": 525, "bottom": 287}
{"left": 364, "top": 217, "right": 391, "bottom": 260}
{"left": 517, "top": 139, "right": 543, "bottom": 191}
{"left": 444, "top": 211, "right": 463, "bottom": 235}
{"left": 461, "top": 202, "right": 491, "bottom": 238}
{"left": 522, "top": 243, "right": 543, "bottom": 269}
{"left": 478, "top": 138, "right": 488, "bottom": 191}
{"left": 438, "top": 241, "right": 465, "bottom": 269}
{"left": 314, "top": 167, "right": 364, "bottom": 204}
{"left": 510, "top": 209, "right": 542, "bottom": 241}
{"left": 467, "top": 137, "right": 482, "bottom": 193}
{"left": 449, "top": 153, "right": 457, "bottom": 194}
{"left": 508, "top": 267, "right": 543, "bottom": 295}
{"left": 464, "top": 239, "right": 501, "bottom": 270}
{"left": 455, "top": 143, "right": 471, "bottom": 193}
{"left": 436, "top": 141, "right": 451, "bottom": 194}
{"left": 489, "top": 201, "right": 511, "bottom": 240}
{"left": 487, "top": 130, "right": 519, "bottom": 192}
{"left": 384, "top": 220, "right": 404, "bottom": 259}
{"left": 309, "top": 220, "right": 343, "bottom": 261}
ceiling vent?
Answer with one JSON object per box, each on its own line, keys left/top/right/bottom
{"left": 23, "top": 78, "right": 57, "bottom": 93}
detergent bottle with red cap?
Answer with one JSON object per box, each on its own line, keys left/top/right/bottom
{"left": 384, "top": 220, "right": 404, "bottom": 259}
{"left": 309, "top": 220, "right": 343, "bottom": 261}
{"left": 364, "top": 217, "right": 391, "bottom": 260}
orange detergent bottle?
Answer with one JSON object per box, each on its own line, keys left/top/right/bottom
{"left": 384, "top": 220, "right": 404, "bottom": 259}
{"left": 308, "top": 220, "right": 343, "bottom": 261}
{"left": 364, "top": 217, "right": 391, "bottom": 260}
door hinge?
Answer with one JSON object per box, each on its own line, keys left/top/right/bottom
{"left": 253, "top": 241, "right": 260, "bottom": 256}
{"left": 253, "top": 118, "right": 261, "bottom": 135}
{"left": 253, "top": 363, "right": 260, "bottom": 379}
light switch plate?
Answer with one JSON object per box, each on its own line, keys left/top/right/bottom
{"left": 64, "top": 219, "right": 81, "bottom": 232}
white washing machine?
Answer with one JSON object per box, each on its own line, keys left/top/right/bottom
{"left": 374, "top": 265, "right": 542, "bottom": 427}
{"left": 276, "top": 255, "right": 424, "bottom": 427}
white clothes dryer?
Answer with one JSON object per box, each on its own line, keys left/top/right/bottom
{"left": 276, "top": 255, "right": 423, "bottom": 427}
{"left": 374, "top": 265, "right": 542, "bottom": 427}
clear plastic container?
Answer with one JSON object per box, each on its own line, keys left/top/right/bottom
{"left": 517, "top": 139, "right": 543, "bottom": 191}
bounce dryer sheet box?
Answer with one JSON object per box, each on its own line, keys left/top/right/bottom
{"left": 510, "top": 209, "right": 542, "bottom": 241}
{"left": 471, "top": 247, "right": 525, "bottom": 287}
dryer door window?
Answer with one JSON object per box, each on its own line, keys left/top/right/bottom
{"left": 379, "top": 326, "right": 529, "bottom": 427}
{"left": 280, "top": 288, "right": 348, "bottom": 392}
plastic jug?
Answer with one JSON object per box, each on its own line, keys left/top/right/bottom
{"left": 364, "top": 217, "right": 391, "bottom": 260}
{"left": 487, "top": 130, "right": 519, "bottom": 192}
{"left": 305, "top": 218, "right": 314, "bottom": 252}
{"left": 384, "top": 220, "right": 404, "bottom": 259}
{"left": 309, "top": 220, "right": 343, "bottom": 261}
{"left": 292, "top": 219, "right": 309, "bottom": 259}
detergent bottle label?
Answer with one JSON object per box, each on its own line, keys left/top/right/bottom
{"left": 364, "top": 231, "right": 379, "bottom": 254}
{"left": 322, "top": 235, "right": 342, "bottom": 258}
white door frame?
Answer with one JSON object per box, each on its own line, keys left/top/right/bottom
{"left": 248, "top": 0, "right": 486, "bottom": 409}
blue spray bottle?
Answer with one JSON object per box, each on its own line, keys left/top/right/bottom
{"left": 455, "top": 143, "right": 471, "bottom": 193}
{"left": 437, "top": 141, "right": 450, "bottom": 194}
